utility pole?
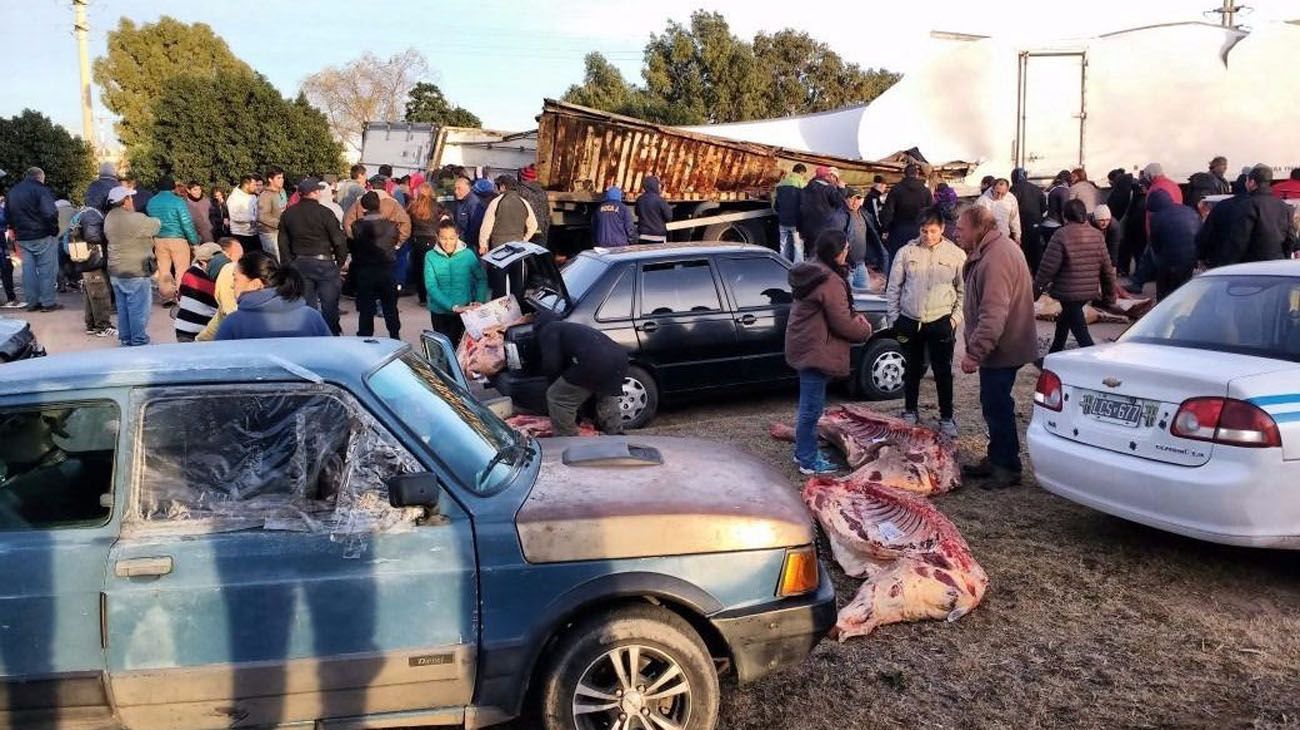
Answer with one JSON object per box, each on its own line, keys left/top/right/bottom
{"left": 73, "top": 0, "right": 95, "bottom": 146}
{"left": 1210, "top": 0, "right": 1248, "bottom": 28}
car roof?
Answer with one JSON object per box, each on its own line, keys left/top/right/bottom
{"left": 578, "top": 241, "right": 775, "bottom": 262}
{"left": 0, "top": 337, "right": 408, "bottom": 393}
{"left": 1200, "top": 260, "right": 1300, "bottom": 277}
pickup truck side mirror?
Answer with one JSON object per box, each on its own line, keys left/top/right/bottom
{"left": 388, "top": 472, "right": 441, "bottom": 509}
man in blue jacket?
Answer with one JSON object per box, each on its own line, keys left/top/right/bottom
{"left": 1146, "top": 189, "right": 1201, "bottom": 301}
{"left": 634, "top": 176, "right": 672, "bottom": 243}
{"left": 592, "top": 186, "right": 635, "bottom": 247}
{"left": 5, "top": 168, "right": 62, "bottom": 311}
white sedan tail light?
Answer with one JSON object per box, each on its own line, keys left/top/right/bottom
{"left": 1170, "top": 397, "right": 1281, "bottom": 448}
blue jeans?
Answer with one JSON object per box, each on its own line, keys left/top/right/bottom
{"left": 979, "top": 366, "right": 1022, "bottom": 472}
{"left": 259, "top": 232, "right": 279, "bottom": 261}
{"left": 111, "top": 276, "right": 152, "bottom": 346}
{"left": 795, "top": 369, "right": 830, "bottom": 468}
{"left": 17, "top": 236, "right": 58, "bottom": 307}
{"left": 779, "top": 226, "right": 803, "bottom": 263}
{"left": 849, "top": 262, "right": 868, "bottom": 289}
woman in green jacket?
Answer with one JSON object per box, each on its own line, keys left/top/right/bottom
{"left": 424, "top": 219, "right": 488, "bottom": 343}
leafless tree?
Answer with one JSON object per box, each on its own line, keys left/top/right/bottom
{"left": 301, "top": 48, "right": 430, "bottom": 156}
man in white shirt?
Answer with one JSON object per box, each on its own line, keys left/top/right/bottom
{"left": 226, "top": 173, "right": 262, "bottom": 253}
{"left": 976, "top": 178, "right": 1022, "bottom": 242}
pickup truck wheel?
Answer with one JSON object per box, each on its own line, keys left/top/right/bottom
{"left": 858, "top": 338, "right": 906, "bottom": 400}
{"left": 538, "top": 604, "right": 719, "bottom": 730}
{"left": 619, "top": 366, "right": 659, "bottom": 429}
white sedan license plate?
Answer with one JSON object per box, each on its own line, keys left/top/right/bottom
{"left": 1080, "top": 392, "right": 1145, "bottom": 427}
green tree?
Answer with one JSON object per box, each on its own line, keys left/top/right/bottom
{"left": 404, "top": 82, "right": 482, "bottom": 127}
{"left": 753, "top": 30, "right": 900, "bottom": 116}
{"left": 0, "top": 110, "right": 94, "bottom": 201}
{"left": 564, "top": 11, "right": 901, "bottom": 125}
{"left": 562, "top": 53, "right": 701, "bottom": 125}
{"left": 129, "top": 72, "right": 343, "bottom": 190}
{"left": 93, "top": 16, "right": 251, "bottom": 147}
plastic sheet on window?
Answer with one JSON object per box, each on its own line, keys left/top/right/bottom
{"left": 135, "top": 388, "right": 423, "bottom": 554}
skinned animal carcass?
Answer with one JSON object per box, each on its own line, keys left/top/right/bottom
{"left": 771, "top": 405, "right": 961, "bottom": 496}
{"left": 457, "top": 331, "right": 507, "bottom": 378}
{"left": 802, "top": 476, "right": 987, "bottom": 640}
{"left": 506, "top": 415, "right": 599, "bottom": 439}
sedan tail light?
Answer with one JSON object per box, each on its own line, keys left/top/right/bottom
{"left": 1171, "top": 397, "right": 1281, "bottom": 448}
{"left": 1033, "top": 369, "right": 1063, "bottom": 411}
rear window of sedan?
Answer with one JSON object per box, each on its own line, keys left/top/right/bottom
{"left": 1121, "top": 275, "right": 1300, "bottom": 362}
{"left": 560, "top": 255, "right": 609, "bottom": 303}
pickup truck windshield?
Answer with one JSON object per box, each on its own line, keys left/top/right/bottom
{"left": 368, "top": 352, "right": 522, "bottom": 494}
{"left": 1120, "top": 274, "right": 1300, "bottom": 362}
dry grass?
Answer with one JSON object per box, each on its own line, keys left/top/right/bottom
{"left": 644, "top": 370, "right": 1300, "bottom": 730}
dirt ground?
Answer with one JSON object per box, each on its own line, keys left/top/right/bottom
{"left": 643, "top": 372, "right": 1300, "bottom": 730}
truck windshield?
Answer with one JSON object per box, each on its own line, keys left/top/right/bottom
{"left": 1120, "top": 275, "right": 1300, "bottom": 362}
{"left": 561, "top": 255, "right": 609, "bottom": 302}
{"left": 367, "top": 352, "right": 523, "bottom": 495}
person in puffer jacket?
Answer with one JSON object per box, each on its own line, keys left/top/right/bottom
{"left": 592, "top": 186, "right": 635, "bottom": 247}
{"left": 1146, "top": 189, "right": 1201, "bottom": 300}
{"left": 1035, "top": 200, "right": 1116, "bottom": 353}
{"left": 635, "top": 176, "right": 673, "bottom": 243}
{"left": 773, "top": 164, "right": 806, "bottom": 262}
{"left": 785, "top": 229, "right": 873, "bottom": 475}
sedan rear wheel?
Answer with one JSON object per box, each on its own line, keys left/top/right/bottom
{"left": 858, "top": 338, "right": 906, "bottom": 400}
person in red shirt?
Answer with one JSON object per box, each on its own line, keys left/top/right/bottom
{"left": 1272, "top": 168, "right": 1300, "bottom": 201}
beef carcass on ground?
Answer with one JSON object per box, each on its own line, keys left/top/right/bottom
{"left": 771, "top": 404, "right": 961, "bottom": 496}
{"left": 506, "top": 415, "right": 599, "bottom": 438}
{"left": 803, "top": 476, "right": 987, "bottom": 640}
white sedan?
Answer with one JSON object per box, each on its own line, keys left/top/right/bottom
{"left": 1028, "top": 260, "right": 1300, "bottom": 549}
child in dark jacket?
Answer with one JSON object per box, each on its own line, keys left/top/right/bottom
{"left": 424, "top": 219, "right": 488, "bottom": 343}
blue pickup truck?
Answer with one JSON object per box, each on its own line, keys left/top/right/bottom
{"left": 0, "top": 335, "right": 833, "bottom": 730}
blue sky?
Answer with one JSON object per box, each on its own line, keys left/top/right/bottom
{"left": 4, "top": 0, "right": 1297, "bottom": 150}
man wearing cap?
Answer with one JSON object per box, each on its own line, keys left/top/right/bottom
{"left": 844, "top": 187, "right": 885, "bottom": 289}
{"left": 1223, "top": 165, "right": 1295, "bottom": 265}
{"left": 85, "top": 162, "right": 119, "bottom": 213}
{"left": 103, "top": 185, "right": 161, "bottom": 347}
{"left": 798, "top": 166, "right": 847, "bottom": 252}
{"left": 175, "top": 242, "right": 222, "bottom": 342}
{"left": 278, "top": 177, "right": 348, "bottom": 335}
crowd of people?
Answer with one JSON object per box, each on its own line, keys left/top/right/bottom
{"left": 780, "top": 156, "right": 1298, "bottom": 487}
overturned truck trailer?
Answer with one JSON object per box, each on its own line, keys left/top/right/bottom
{"left": 535, "top": 99, "right": 970, "bottom": 254}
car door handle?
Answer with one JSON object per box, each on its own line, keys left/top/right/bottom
{"left": 735, "top": 314, "right": 757, "bottom": 325}
{"left": 115, "top": 556, "right": 174, "bottom": 578}
{"left": 638, "top": 321, "right": 659, "bottom": 333}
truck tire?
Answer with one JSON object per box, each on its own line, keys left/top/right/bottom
{"left": 620, "top": 366, "right": 659, "bottom": 429}
{"left": 700, "top": 219, "right": 767, "bottom": 247}
{"left": 857, "top": 338, "right": 906, "bottom": 400}
{"left": 538, "top": 604, "right": 720, "bottom": 730}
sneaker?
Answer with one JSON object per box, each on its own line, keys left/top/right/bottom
{"left": 39, "top": 303, "right": 65, "bottom": 312}
{"left": 94, "top": 327, "right": 117, "bottom": 338}
{"left": 1, "top": 300, "right": 25, "bottom": 309}
{"left": 798, "top": 456, "right": 843, "bottom": 476}
{"left": 24, "top": 304, "right": 40, "bottom": 312}
{"left": 900, "top": 411, "right": 920, "bottom": 425}
{"left": 939, "top": 418, "right": 959, "bottom": 438}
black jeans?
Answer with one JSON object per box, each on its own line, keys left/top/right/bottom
{"left": 1020, "top": 224, "right": 1043, "bottom": 275}
{"left": 979, "top": 365, "right": 1022, "bottom": 472}
{"left": 292, "top": 257, "right": 342, "bottom": 335}
{"left": 899, "top": 315, "right": 956, "bottom": 419}
{"left": 407, "top": 236, "right": 433, "bottom": 303}
{"left": 1156, "top": 264, "right": 1194, "bottom": 301}
{"left": 429, "top": 312, "right": 465, "bottom": 345}
{"left": 353, "top": 267, "right": 400, "bottom": 339}
{"left": 1049, "top": 300, "right": 1094, "bottom": 353}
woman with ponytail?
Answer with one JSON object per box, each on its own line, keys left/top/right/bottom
{"left": 214, "top": 251, "right": 332, "bottom": 340}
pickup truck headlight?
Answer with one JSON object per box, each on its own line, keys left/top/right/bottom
{"left": 776, "top": 545, "right": 819, "bottom": 598}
